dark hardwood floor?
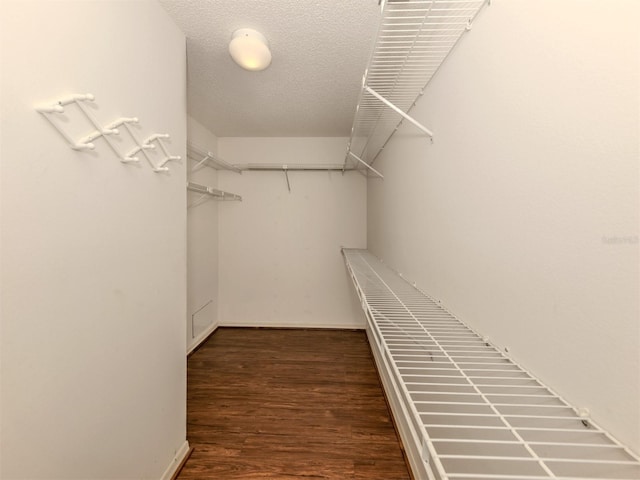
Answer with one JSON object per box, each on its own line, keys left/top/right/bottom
{"left": 178, "top": 327, "right": 411, "bottom": 479}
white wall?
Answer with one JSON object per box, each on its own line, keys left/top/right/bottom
{"left": 218, "top": 137, "right": 366, "bottom": 328}
{"left": 368, "top": 0, "right": 639, "bottom": 453}
{"left": 0, "top": 1, "right": 187, "bottom": 478}
{"left": 187, "top": 116, "right": 219, "bottom": 349}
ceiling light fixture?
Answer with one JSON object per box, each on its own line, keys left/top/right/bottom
{"left": 228, "top": 28, "right": 272, "bottom": 71}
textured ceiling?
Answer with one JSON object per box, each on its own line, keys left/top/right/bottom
{"left": 159, "top": 0, "right": 381, "bottom": 137}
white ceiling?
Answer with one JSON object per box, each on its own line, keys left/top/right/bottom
{"left": 158, "top": 0, "right": 381, "bottom": 137}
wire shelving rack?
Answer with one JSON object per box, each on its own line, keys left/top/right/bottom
{"left": 344, "top": 0, "right": 489, "bottom": 173}
{"left": 342, "top": 248, "right": 640, "bottom": 480}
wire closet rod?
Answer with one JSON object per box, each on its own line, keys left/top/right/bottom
{"left": 236, "top": 163, "right": 358, "bottom": 172}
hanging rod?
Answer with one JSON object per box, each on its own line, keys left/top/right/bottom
{"left": 186, "top": 182, "right": 241, "bottom": 201}
{"left": 236, "top": 163, "right": 358, "bottom": 172}
{"left": 185, "top": 143, "right": 362, "bottom": 174}
{"left": 233, "top": 163, "right": 362, "bottom": 193}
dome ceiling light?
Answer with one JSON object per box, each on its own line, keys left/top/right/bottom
{"left": 228, "top": 28, "right": 272, "bottom": 71}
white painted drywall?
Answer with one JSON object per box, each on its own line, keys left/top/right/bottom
{"left": 187, "top": 116, "right": 219, "bottom": 348}
{"left": 218, "top": 137, "right": 366, "bottom": 328}
{"left": 0, "top": 1, "right": 187, "bottom": 478}
{"left": 367, "top": 0, "right": 639, "bottom": 453}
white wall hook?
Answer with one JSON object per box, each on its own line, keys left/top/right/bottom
{"left": 144, "top": 133, "right": 170, "bottom": 143}
{"left": 57, "top": 93, "right": 94, "bottom": 104}
{"left": 157, "top": 156, "right": 181, "bottom": 168}
{"left": 106, "top": 117, "right": 139, "bottom": 129}
{"left": 36, "top": 93, "right": 94, "bottom": 114}
{"left": 72, "top": 142, "right": 95, "bottom": 151}
{"left": 36, "top": 104, "right": 64, "bottom": 114}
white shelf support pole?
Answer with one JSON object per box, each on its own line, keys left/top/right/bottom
{"left": 283, "top": 165, "right": 291, "bottom": 193}
{"left": 191, "top": 154, "right": 212, "bottom": 172}
{"left": 348, "top": 151, "right": 384, "bottom": 179}
{"left": 364, "top": 86, "right": 434, "bottom": 138}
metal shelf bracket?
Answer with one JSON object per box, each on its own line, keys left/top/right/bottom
{"left": 365, "top": 86, "right": 434, "bottom": 139}
{"left": 282, "top": 165, "right": 291, "bottom": 193}
{"left": 347, "top": 151, "right": 384, "bottom": 179}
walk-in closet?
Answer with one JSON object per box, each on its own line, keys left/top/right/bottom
{"left": 1, "top": 1, "right": 638, "bottom": 479}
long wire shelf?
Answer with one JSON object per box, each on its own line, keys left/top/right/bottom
{"left": 344, "top": 0, "right": 489, "bottom": 173}
{"left": 188, "top": 143, "right": 243, "bottom": 173}
{"left": 187, "top": 181, "right": 241, "bottom": 203}
{"left": 342, "top": 248, "right": 640, "bottom": 480}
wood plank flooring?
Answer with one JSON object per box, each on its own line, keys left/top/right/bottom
{"left": 178, "top": 327, "right": 412, "bottom": 479}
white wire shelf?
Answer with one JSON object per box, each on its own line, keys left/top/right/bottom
{"left": 344, "top": 0, "right": 489, "bottom": 172}
{"left": 187, "top": 143, "right": 243, "bottom": 173}
{"left": 187, "top": 181, "right": 241, "bottom": 205}
{"left": 342, "top": 249, "right": 640, "bottom": 480}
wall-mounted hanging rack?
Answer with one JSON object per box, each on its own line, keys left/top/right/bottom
{"left": 37, "top": 93, "right": 107, "bottom": 151}
{"left": 144, "top": 133, "right": 181, "bottom": 170}
{"left": 36, "top": 93, "right": 181, "bottom": 173}
{"left": 187, "top": 181, "right": 242, "bottom": 207}
{"left": 343, "top": 0, "right": 489, "bottom": 175}
{"left": 187, "top": 143, "right": 242, "bottom": 174}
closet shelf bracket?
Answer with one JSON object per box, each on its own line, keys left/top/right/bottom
{"left": 365, "top": 86, "right": 433, "bottom": 139}
{"left": 187, "top": 143, "right": 243, "bottom": 173}
{"left": 347, "top": 151, "right": 384, "bottom": 179}
{"left": 282, "top": 165, "right": 291, "bottom": 193}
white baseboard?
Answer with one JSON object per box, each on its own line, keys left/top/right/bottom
{"left": 187, "top": 322, "right": 219, "bottom": 355}
{"left": 160, "top": 440, "right": 190, "bottom": 480}
{"left": 219, "top": 319, "right": 365, "bottom": 330}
